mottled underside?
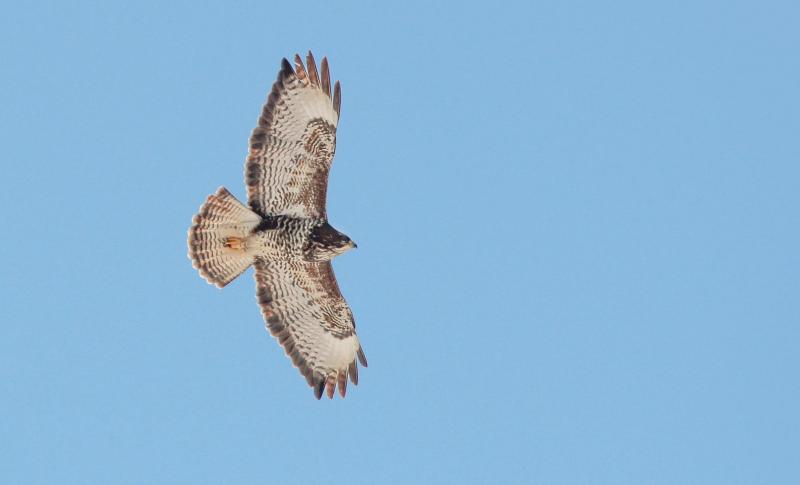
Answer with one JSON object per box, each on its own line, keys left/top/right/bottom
{"left": 244, "top": 52, "right": 365, "bottom": 399}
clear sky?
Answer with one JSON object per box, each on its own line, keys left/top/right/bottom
{"left": 1, "top": 1, "right": 798, "bottom": 484}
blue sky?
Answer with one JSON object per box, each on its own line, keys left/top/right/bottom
{"left": 2, "top": 1, "right": 798, "bottom": 483}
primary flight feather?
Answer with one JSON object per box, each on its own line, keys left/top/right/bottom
{"left": 188, "top": 52, "right": 366, "bottom": 400}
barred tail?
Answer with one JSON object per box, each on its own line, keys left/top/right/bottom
{"left": 188, "top": 187, "right": 261, "bottom": 288}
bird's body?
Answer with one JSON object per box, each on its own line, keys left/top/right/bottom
{"left": 231, "top": 216, "right": 351, "bottom": 262}
{"left": 248, "top": 216, "right": 320, "bottom": 261}
{"left": 187, "top": 52, "right": 366, "bottom": 399}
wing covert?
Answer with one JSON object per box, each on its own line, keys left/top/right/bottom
{"left": 246, "top": 52, "right": 340, "bottom": 219}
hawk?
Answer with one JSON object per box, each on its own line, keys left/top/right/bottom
{"left": 187, "top": 52, "right": 366, "bottom": 399}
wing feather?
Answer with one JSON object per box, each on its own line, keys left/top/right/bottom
{"left": 348, "top": 359, "right": 358, "bottom": 385}
{"left": 320, "top": 57, "right": 331, "bottom": 98}
{"left": 254, "top": 258, "right": 365, "bottom": 399}
{"left": 333, "top": 81, "right": 341, "bottom": 118}
{"left": 306, "top": 51, "right": 320, "bottom": 86}
{"left": 293, "top": 53, "right": 307, "bottom": 82}
{"left": 246, "top": 52, "right": 340, "bottom": 218}
{"left": 337, "top": 370, "right": 347, "bottom": 397}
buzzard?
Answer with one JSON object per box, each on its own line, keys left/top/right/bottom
{"left": 187, "top": 52, "right": 366, "bottom": 399}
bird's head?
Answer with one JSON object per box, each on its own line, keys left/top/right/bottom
{"left": 305, "top": 221, "right": 356, "bottom": 262}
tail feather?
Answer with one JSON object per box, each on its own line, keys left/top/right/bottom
{"left": 188, "top": 187, "right": 261, "bottom": 287}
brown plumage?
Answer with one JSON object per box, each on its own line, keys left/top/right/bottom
{"left": 333, "top": 81, "right": 341, "bottom": 118}
{"left": 320, "top": 57, "right": 331, "bottom": 97}
{"left": 306, "top": 51, "right": 320, "bottom": 86}
{"left": 188, "top": 52, "right": 366, "bottom": 400}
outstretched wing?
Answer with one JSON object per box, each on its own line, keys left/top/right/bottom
{"left": 246, "top": 52, "right": 341, "bottom": 219}
{"left": 254, "top": 258, "right": 367, "bottom": 399}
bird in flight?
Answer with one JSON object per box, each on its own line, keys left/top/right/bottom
{"left": 188, "top": 52, "right": 366, "bottom": 399}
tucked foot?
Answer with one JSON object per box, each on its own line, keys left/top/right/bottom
{"left": 224, "top": 236, "right": 245, "bottom": 250}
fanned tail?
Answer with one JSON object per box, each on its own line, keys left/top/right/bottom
{"left": 188, "top": 187, "right": 261, "bottom": 287}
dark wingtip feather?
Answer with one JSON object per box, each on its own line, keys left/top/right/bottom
{"left": 348, "top": 359, "right": 359, "bottom": 385}
{"left": 293, "top": 53, "right": 307, "bottom": 82}
{"left": 337, "top": 371, "right": 347, "bottom": 397}
{"left": 279, "top": 58, "right": 294, "bottom": 79}
{"left": 306, "top": 51, "right": 320, "bottom": 86}
{"left": 302, "top": 366, "right": 317, "bottom": 388}
{"left": 333, "top": 81, "right": 341, "bottom": 118}
{"left": 325, "top": 375, "right": 336, "bottom": 399}
{"left": 314, "top": 379, "right": 324, "bottom": 400}
{"left": 357, "top": 347, "right": 368, "bottom": 367}
{"left": 320, "top": 57, "right": 331, "bottom": 97}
